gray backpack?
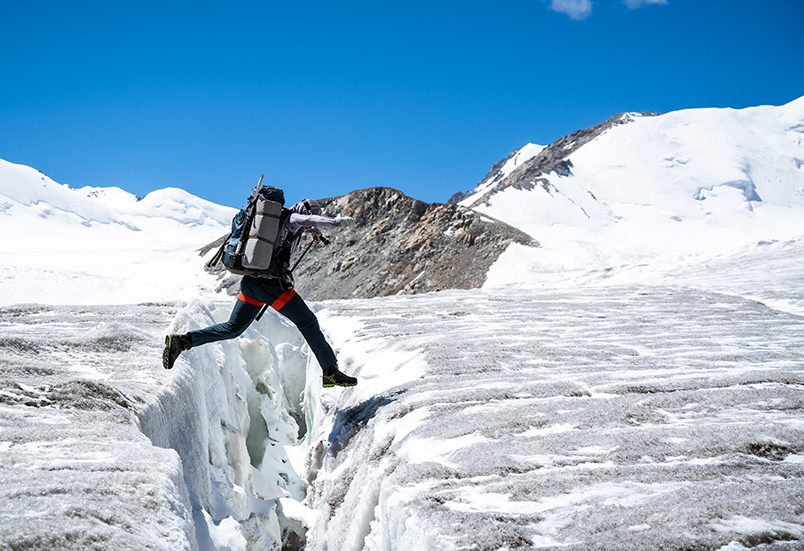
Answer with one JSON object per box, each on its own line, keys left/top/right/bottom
{"left": 207, "top": 176, "right": 287, "bottom": 275}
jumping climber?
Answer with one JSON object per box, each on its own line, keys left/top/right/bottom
{"left": 162, "top": 197, "right": 357, "bottom": 388}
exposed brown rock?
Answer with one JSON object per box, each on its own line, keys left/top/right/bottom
{"left": 203, "top": 187, "right": 537, "bottom": 300}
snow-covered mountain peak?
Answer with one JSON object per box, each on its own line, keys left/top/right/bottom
{"left": 0, "top": 159, "right": 235, "bottom": 229}
{"left": 451, "top": 110, "right": 655, "bottom": 207}
{"left": 2, "top": 97, "right": 803, "bottom": 305}
{"left": 135, "top": 187, "right": 237, "bottom": 227}
{"left": 449, "top": 142, "right": 545, "bottom": 204}
{"left": 0, "top": 159, "right": 120, "bottom": 223}
{"left": 453, "top": 98, "right": 804, "bottom": 288}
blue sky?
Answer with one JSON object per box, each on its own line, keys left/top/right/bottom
{"left": 1, "top": 0, "right": 802, "bottom": 208}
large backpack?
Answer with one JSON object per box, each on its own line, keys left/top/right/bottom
{"left": 207, "top": 176, "right": 287, "bottom": 276}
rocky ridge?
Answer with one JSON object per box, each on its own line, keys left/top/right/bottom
{"left": 451, "top": 111, "right": 661, "bottom": 209}
{"left": 203, "top": 187, "right": 537, "bottom": 301}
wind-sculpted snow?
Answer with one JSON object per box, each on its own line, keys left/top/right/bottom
{"left": 307, "top": 285, "right": 804, "bottom": 550}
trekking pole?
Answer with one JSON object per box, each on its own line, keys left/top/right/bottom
{"left": 205, "top": 232, "right": 231, "bottom": 269}
{"left": 291, "top": 235, "right": 322, "bottom": 272}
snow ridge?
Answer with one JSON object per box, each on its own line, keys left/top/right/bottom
{"left": 0, "top": 158, "right": 237, "bottom": 306}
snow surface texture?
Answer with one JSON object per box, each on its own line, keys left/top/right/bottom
{"left": 0, "top": 300, "right": 316, "bottom": 550}
{"left": 309, "top": 282, "right": 804, "bottom": 550}
{"left": 3, "top": 280, "right": 803, "bottom": 549}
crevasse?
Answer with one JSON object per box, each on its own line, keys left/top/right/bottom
{"left": 137, "top": 298, "right": 320, "bottom": 550}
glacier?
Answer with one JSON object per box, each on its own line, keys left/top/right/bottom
{"left": 3, "top": 274, "right": 802, "bottom": 549}
{"left": 2, "top": 97, "right": 804, "bottom": 549}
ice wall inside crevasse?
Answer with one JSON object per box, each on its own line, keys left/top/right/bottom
{"left": 138, "top": 299, "right": 319, "bottom": 550}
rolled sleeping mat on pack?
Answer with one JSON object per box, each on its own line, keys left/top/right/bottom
{"left": 243, "top": 197, "right": 283, "bottom": 270}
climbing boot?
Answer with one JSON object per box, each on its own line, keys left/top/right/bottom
{"left": 163, "top": 334, "right": 192, "bottom": 370}
{"left": 322, "top": 364, "right": 357, "bottom": 388}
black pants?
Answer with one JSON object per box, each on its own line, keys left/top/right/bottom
{"left": 187, "top": 276, "right": 337, "bottom": 370}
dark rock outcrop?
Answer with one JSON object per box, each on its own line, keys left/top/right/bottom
{"left": 202, "top": 187, "right": 537, "bottom": 300}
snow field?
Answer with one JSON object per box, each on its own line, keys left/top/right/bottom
{"left": 306, "top": 285, "right": 804, "bottom": 550}
{"left": 0, "top": 304, "right": 197, "bottom": 550}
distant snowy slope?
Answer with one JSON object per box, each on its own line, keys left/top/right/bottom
{"left": 0, "top": 158, "right": 237, "bottom": 305}
{"left": 458, "top": 98, "right": 804, "bottom": 287}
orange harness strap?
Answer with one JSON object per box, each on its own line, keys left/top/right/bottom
{"left": 238, "top": 292, "right": 265, "bottom": 307}
{"left": 270, "top": 289, "right": 296, "bottom": 311}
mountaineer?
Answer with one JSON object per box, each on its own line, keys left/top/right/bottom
{"left": 163, "top": 192, "right": 357, "bottom": 388}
